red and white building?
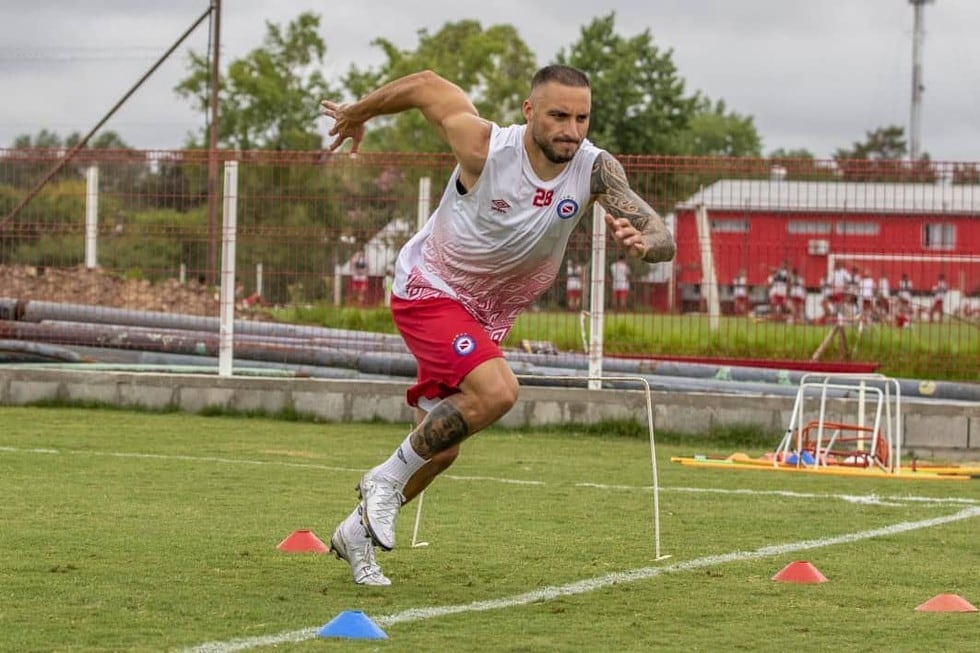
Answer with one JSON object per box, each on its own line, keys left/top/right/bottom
{"left": 671, "top": 177, "right": 980, "bottom": 315}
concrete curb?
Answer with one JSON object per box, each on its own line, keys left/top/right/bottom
{"left": 0, "top": 367, "right": 976, "bottom": 460}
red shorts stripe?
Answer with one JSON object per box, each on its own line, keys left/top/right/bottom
{"left": 391, "top": 295, "right": 504, "bottom": 407}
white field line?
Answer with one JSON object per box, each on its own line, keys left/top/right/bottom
{"left": 0, "top": 445, "right": 975, "bottom": 507}
{"left": 182, "top": 506, "right": 980, "bottom": 653}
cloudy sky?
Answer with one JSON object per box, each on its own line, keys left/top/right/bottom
{"left": 1, "top": 0, "right": 978, "bottom": 161}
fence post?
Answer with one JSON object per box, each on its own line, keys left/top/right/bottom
{"left": 85, "top": 165, "right": 99, "bottom": 269}
{"left": 695, "top": 202, "right": 720, "bottom": 330}
{"left": 588, "top": 204, "right": 607, "bottom": 389}
{"left": 218, "top": 160, "right": 238, "bottom": 377}
{"left": 417, "top": 177, "right": 432, "bottom": 230}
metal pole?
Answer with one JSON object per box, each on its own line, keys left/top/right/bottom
{"left": 206, "top": 0, "right": 222, "bottom": 284}
{"left": 218, "top": 160, "right": 238, "bottom": 377}
{"left": 587, "top": 204, "right": 607, "bottom": 389}
{"left": 85, "top": 165, "right": 99, "bottom": 269}
{"left": 909, "top": 0, "right": 934, "bottom": 162}
{"left": 0, "top": 6, "right": 212, "bottom": 229}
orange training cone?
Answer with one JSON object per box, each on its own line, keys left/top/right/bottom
{"left": 772, "top": 561, "right": 828, "bottom": 583}
{"left": 277, "top": 529, "right": 329, "bottom": 553}
{"left": 915, "top": 594, "right": 978, "bottom": 612}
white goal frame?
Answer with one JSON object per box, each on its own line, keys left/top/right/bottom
{"left": 776, "top": 372, "right": 903, "bottom": 473}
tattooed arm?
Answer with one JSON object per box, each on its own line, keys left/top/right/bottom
{"left": 591, "top": 151, "right": 675, "bottom": 264}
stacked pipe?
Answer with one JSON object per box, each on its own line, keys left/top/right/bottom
{"left": 1, "top": 298, "right": 977, "bottom": 402}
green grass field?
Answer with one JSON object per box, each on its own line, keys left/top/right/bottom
{"left": 1, "top": 407, "right": 978, "bottom": 652}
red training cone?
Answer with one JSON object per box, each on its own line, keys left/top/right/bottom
{"left": 772, "top": 561, "right": 828, "bottom": 583}
{"left": 277, "top": 529, "right": 329, "bottom": 553}
{"left": 915, "top": 594, "right": 978, "bottom": 612}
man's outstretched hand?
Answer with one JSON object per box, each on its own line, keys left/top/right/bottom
{"left": 320, "top": 100, "right": 365, "bottom": 154}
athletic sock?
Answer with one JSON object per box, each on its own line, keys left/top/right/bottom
{"left": 372, "top": 433, "right": 428, "bottom": 488}
{"left": 340, "top": 505, "right": 371, "bottom": 542}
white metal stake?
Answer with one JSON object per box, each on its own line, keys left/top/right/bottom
{"left": 218, "top": 160, "right": 238, "bottom": 377}
{"left": 84, "top": 165, "right": 99, "bottom": 269}
{"left": 587, "top": 205, "right": 607, "bottom": 390}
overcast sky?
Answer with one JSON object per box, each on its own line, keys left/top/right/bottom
{"left": 1, "top": 0, "right": 978, "bottom": 161}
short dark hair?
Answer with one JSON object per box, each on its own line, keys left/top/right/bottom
{"left": 531, "top": 64, "right": 590, "bottom": 90}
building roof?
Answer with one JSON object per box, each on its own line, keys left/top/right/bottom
{"left": 676, "top": 179, "right": 980, "bottom": 215}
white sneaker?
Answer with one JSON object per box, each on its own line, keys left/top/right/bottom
{"left": 357, "top": 470, "right": 404, "bottom": 551}
{"left": 330, "top": 523, "right": 391, "bottom": 586}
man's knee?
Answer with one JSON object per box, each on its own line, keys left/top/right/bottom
{"left": 459, "top": 360, "right": 520, "bottom": 426}
{"left": 485, "top": 370, "right": 519, "bottom": 417}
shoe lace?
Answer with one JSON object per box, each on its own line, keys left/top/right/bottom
{"left": 367, "top": 479, "right": 403, "bottom": 523}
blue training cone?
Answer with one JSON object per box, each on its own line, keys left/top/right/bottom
{"left": 786, "top": 450, "right": 817, "bottom": 466}
{"left": 316, "top": 610, "right": 388, "bottom": 640}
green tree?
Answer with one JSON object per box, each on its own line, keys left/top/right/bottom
{"left": 765, "top": 148, "right": 838, "bottom": 181}
{"left": 175, "top": 12, "right": 333, "bottom": 150}
{"left": 834, "top": 125, "right": 908, "bottom": 161}
{"left": 10, "top": 129, "right": 131, "bottom": 150}
{"left": 768, "top": 147, "right": 816, "bottom": 159}
{"left": 554, "top": 13, "right": 698, "bottom": 155}
{"left": 66, "top": 130, "right": 132, "bottom": 150}
{"left": 11, "top": 129, "right": 63, "bottom": 149}
{"left": 834, "top": 125, "right": 934, "bottom": 181}
{"left": 673, "top": 97, "right": 761, "bottom": 157}
{"left": 341, "top": 20, "right": 537, "bottom": 153}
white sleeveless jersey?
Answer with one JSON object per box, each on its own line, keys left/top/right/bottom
{"left": 393, "top": 123, "right": 602, "bottom": 341}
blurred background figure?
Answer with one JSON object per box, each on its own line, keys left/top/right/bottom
{"left": 566, "top": 259, "right": 584, "bottom": 311}
{"left": 789, "top": 267, "right": 807, "bottom": 323}
{"left": 732, "top": 268, "right": 748, "bottom": 316}
{"left": 896, "top": 273, "right": 913, "bottom": 328}
{"left": 350, "top": 251, "right": 369, "bottom": 306}
{"left": 610, "top": 253, "right": 631, "bottom": 311}
{"left": 930, "top": 273, "right": 948, "bottom": 322}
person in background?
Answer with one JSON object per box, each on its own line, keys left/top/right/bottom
{"left": 566, "top": 259, "right": 584, "bottom": 311}
{"left": 789, "top": 268, "right": 807, "bottom": 323}
{"left": 847, "top": 266, "right": 861, "bottom": 315}
{"left": 319, "top": 65, "right": 675, "bottom": 585}
{"left": 930, "top": 273, "right": 948, "bottom": 323}
{"left": 859, "top": 268, "right": 876, "bottom": 323}
{"left": 819, "top": 273, "right": 835, "bottom": 324}
{"left": 350, "top": 251, "right": 369, "bottom": 306}
{"left": 732, "top": 268, "right": 749, "bottom": 316}
{"left": 831, "top": 262, "right": 851, "bottom": 317}
{"left": 876, "top": 273, "right": 891, "bottom": 322}
{"left": 767, "top": 266, "right": 788, "bottom": 319}
{"left": 610, "top": 253, "right": 631, "bottom": 310}
{"left": 896, "top": 272, "right": 913, "bottom": 328}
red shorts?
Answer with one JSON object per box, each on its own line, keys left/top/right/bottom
{"left": 390, "top": 295, "right": 504, "bottom": 407}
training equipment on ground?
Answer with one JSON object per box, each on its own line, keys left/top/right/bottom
{"left": 673, "top": 373, "right": 980, "bottom": 480}
{"left": 410, "top": 374, "right": 669, "bottom": 561}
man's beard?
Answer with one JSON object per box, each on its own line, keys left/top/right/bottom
{"left": 535, "top": 132, "right": 579, "bottom": 164}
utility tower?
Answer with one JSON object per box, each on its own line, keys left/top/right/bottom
{"left": 909, "top": 0, "right": 934, "bottom": 161}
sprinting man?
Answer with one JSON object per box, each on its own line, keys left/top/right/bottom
{"left": 319, "top": 66, "right": 675, "bottom": 585}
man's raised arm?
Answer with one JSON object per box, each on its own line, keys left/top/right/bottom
{"left": 591, "top": 152, "right": 675, "bottom": 264}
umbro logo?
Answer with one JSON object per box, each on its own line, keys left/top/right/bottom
{"left": 490, "top": 199, "right": 511, "bottom": 214}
